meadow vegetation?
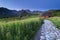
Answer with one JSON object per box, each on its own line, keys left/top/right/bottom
{"left": 48, "top": 17, "right": 60, "bottom": 29}
{"left": 0, "top": 17, "right": 43, "bottom": 40}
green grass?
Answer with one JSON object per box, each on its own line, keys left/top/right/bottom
{"left": 48, "top": 17, "right": 60, "bottom": 29}
{"left": 0, "top": 17, "right": 43, "bottom": 40}
{"left": 0, "top": 16, "right": 60, "bottom": 40}
{"left": 0, "top": 15, "right": 39, "bottom": 22}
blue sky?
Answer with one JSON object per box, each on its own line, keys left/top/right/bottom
{"left": 0, "top": 0, "right": 60, "bottom": 11}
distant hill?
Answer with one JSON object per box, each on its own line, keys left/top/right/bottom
{"left": 0, "top": 7, "right": 43, "bottom": 18}
{"left": 0, "top": 7, "right": 18, "bottom": 18}
{"left": 0, "top": 7, "right": 60, "bottom": 18}
{"left": 48, "top": 9, "right": 60, "bottom": 16}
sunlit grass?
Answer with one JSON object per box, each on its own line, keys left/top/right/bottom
{"left": 48, "top": 17, "right": 60, "bottom": 29}
{"left": 0, "top": 17, "right": 43, "bottom": 40}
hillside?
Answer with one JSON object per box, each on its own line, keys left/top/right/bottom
{"left": 0, "top": 7, "right": 43, "bottom": 18}
{"left": 0, "top": 7, "right": 60, "bottom": 18}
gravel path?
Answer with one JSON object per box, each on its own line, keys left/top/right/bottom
{"left": 34, "top": 20, "right": 60, "bottom": 40}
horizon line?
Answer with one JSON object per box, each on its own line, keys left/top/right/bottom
{"left": 0, "top": 7, "right": 60, "bottom": 11}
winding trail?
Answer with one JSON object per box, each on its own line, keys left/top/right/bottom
{"left": 34, "top": 20, "right": 60, "bottom": 40}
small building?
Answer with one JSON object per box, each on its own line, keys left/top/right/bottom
{"left": 41, "top": 11, "right": 52, "bottom": 18}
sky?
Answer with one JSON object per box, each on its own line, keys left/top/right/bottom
{"left": 0, "top": 0, "right": 60, "bottom": 11}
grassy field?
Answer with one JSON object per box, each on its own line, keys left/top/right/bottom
{"left": 48, "top": 17, "right": 60, "bottom": 29}
{"left": 0, "top": 16, "right": 60, "bottom": 40}
{"left": 0, "top": 17, "right": 43, "bottom": 40}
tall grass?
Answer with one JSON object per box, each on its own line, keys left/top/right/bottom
{"left": 48, "top": 17, "right": 60, "bottom": 29}
{"left": 0, "top": 17, "right": 43, "bottom": 40}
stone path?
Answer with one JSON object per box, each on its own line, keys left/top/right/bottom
{"left": 34, "top": 20, "right": 60, "bottom": 40}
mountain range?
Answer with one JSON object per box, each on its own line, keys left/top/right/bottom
{"left": 0, "top": 7, "right": 60, "bottom": 18}
{"left": 0, "top": 7, "right": 43, "bottom": 18}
